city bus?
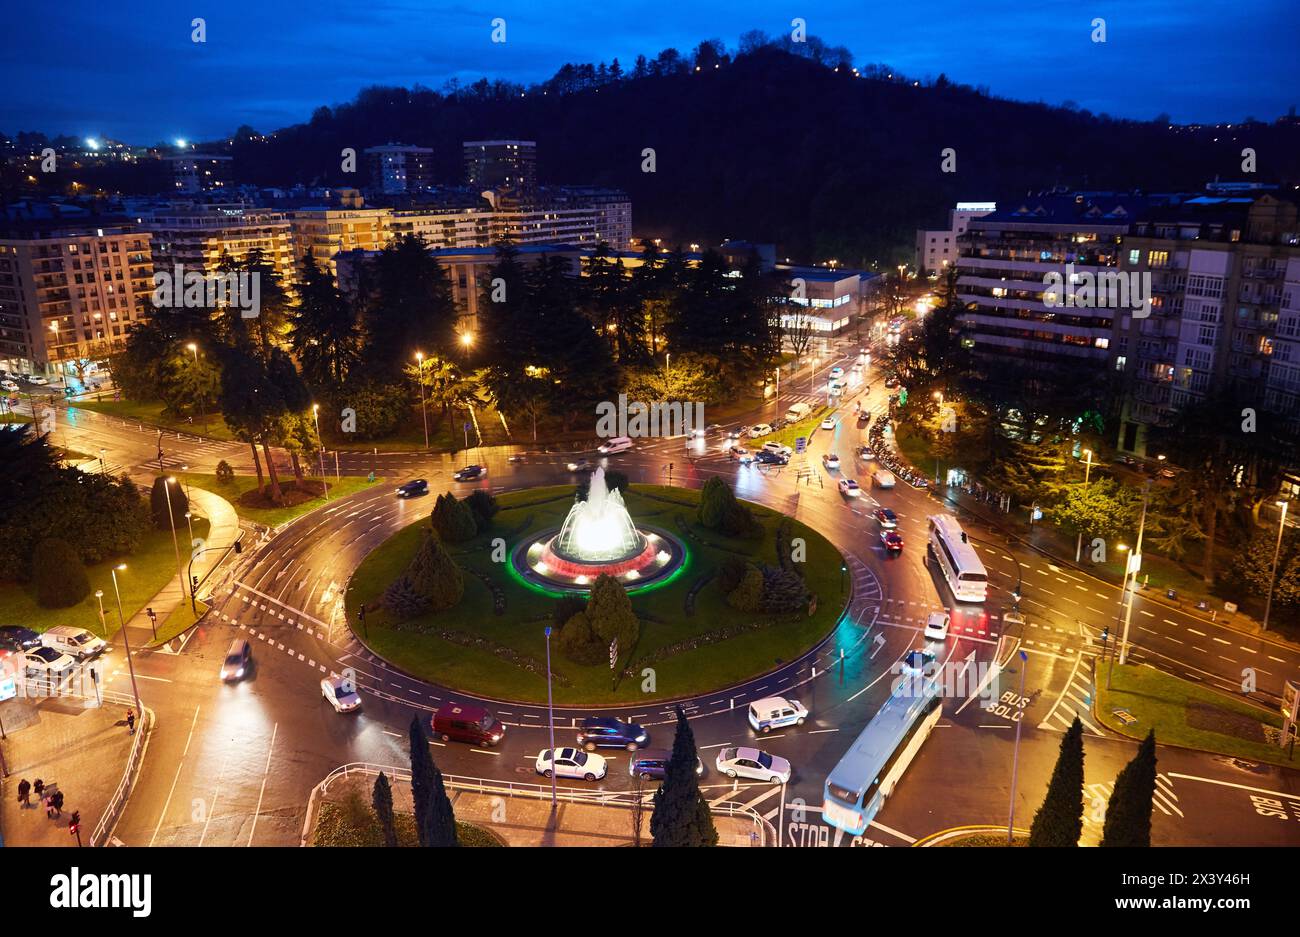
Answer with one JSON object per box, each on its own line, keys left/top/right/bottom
{"left": 822, "top": 690, "right": 943, "bottom": 836}
{"left": 926, "top": 513, "right": 988, "bottom": 603}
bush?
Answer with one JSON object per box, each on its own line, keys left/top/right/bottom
{"left": 382, "top": 575, "right": 429, "bottom": 620}
{"left": 585, "top": 574, "right": 639, "bottom": 652}
{"left": 716, "top": 556, "right": 748, "bottom": 595}
{"left": 464, "top": 490, "right": 499, "bottom": 533}
{"left": 552, "top": 594, "right": 587, "bottom": 630}
{"left": 726, "top": 565, "right": 764, "bottom": 613}
{"left": 32, "top": 538, "right": 91, "bottom": 608}
{"left": 761, "top": 564, "right": 809, "bottom": 613}
{"left": 603, "top": 470, "right": 630, "bottom": 493}
{"left": 697, "top": 477, "right": 732, "bottom": 530}
{"left": 215, "top": 460, "right": 235, "bottom": 485}
{"left": 557, "top": 611, "right": 605, "bottom": 665}
{"left": 406, "top": 531, "right": 464, "bottom": 612}
{"left": 431, "top": 492, "right": 478, "bottom": 543}
{"left": 149, "top": 476, "right": 189, "bottom": 530}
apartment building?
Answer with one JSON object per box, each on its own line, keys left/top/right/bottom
{"left": 141, "top": 203, "right": 297, "bottom": 285}
{"left": 289, "top": 192, "right": 391, "bottom": 277}
{"left": 364, "top": 144, "right": 434, "bottom": 195}
{"left": 464, "top": 140, "right": 537, "bottom": 197}
{"left": 1111, "top": 194, "right": 1300, "bottom": 452}
{"left": 915, "top": 201, "right": 995, "bottom": 274}
{"left": 954, "top": 194, "right": 1148, "bottom": 368}
{"left": 0, "top": 219, "right": 154, "bottom": 377}
{"left": 164, "top": 154, "right": 234, "bottom": 194}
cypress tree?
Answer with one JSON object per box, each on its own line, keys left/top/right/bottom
{"left": 1100, "top": 730, "right": 1158, "bottom": 847}
{"left": 408, "top": 715, "right": 458, "bottom": 847}
{"left": 407, "top": 531, "right": 464, "bottom": 611}
{"left": 372, "top": 771, "right": 398, "bottom": 847}
{"left": 1028, "top": 717, "right": 1085, "bottom": 846}
{"left": 651, "top": 707, "right": 718, "bottom": 847}
{"left": 431, "top": 492, "right": 478, "bottom": 542}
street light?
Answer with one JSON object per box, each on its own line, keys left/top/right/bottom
{"left": 98, "top": 447, "right": 106, "bottom": 475}
{"left": 1262, "top": 500, "right": 1290, "bottom": 631}
{"left": 109, "top": 564, "right": 143, "bottom": 716}
{"left": 186, "top": 342, "right": 208, "bottom": 434}
{"left": 414, "top": 352, "right": 429, "bottom": 450}
{"left": 1110, "top": 481, "right": 1152, "bottom": 688}
{"left": 163, "top": 477, "right": 186, "bottom": 600}
{"left": 1075, "top": 448, "right": 1093, "bottom": 562}
{"left": 312, "top": 403, "right": 328, "bottom": 501}
{"left": 459, "top": 331, "right": 474, "bottom": 363}
{"left": 1007, "top": 649, "right": 1029, "bottom": 843}
{"left": 544, "top": 626, "right": 557, "bottom": 808}
{"left": 93, "top": 590, "right": 106, "bottom": 636}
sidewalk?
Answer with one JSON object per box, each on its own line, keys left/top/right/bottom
{"left": 0, "top": 698, "right": 133, "bottom": 846}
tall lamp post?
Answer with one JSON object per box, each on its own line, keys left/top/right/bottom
{"left": 312, "top": 403, "right": 328, "bottom": 501}
{"left": 459, "top": 331, "right": 474, "bottom": 364}
{"left": 414, "top": 352, "right": 429, "bottom": 450}
{"left": 544, "top": 626, "right": 557, "bottom": 808}
{"left": 93, "top": 589, "right": 106, "bottom": 636}
{"left": 163, "top": 477, "right": 187, "bottom": 600}
{"left": 1006, "top": 649, "right": 1029, "bottom": 843}
{"left": 932, "top": 391, "right": 944, "bottom": 484}
{"left": 186, "top": 342, "right": 208, "bottom": 434}
{"left": 1262, "top": 500, "right": 1290, "bottom": 631}
{"left": 1116, "top": 480, "right": 1152, "bottom": 669}
{"left": 109, "top": 564, "right": 143, "bottom": 716}
{"left": 1075, "top": 448, "right": 1094, "bottom": 562}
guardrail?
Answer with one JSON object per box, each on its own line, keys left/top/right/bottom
{"left": 90, "top": 704, "right": 153, "bottom": 846}
{"left": 302, "top": 761, "right": 773, "bottom": 846}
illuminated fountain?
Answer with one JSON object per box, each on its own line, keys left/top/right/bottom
{"left": 515, "top": 468, "right": 685, "bottom": 593}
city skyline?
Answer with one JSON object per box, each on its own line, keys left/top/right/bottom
{"left": 2, "top": 0, "right": 1296, "bottom": 142}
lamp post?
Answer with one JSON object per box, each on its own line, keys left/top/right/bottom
{"left": 664, "top": 353, "right": 671, "bottom": 395}
{"left": 1006, "top": 649, "right": 1029, "bottom": 843}
{"left": 109, "top": 564, "right": 143, "bottom": 716}
{"left": 163, "top": 477, "right": 186, "bottom": 600}
{"left": 312, "top": 403, "right": 328, "bottom": 501}
{"left": 933, "top": 391, "right": 944, "bottom": 484}
{"left": 1075, "top": 448, "right": 1093, "bottom": 562}
{"left": 459, "top": 331, "right": 474, "bottom": 364}
{"left": 186, "top": 342, "right": 208, "bottom": 434}
{"left": 544, "top": 626, "right": 557, "bottom": 808}
{"left": 93, "top": 590, "right": 106, "bottom": 636}
{"left": 183, "top": 511, "right": 195, "bottom": 544}
{"left": 1262, "top": 500, "right": 1290, "bottom": 631}
{"left": 414, "top": 352, "right": 429, "bottom": 450}
{"left": 98, "top": 447, "right": 106, "bottom": 475}
{"left": 1117, "top": 481, "right": 1152, "bottom": 670}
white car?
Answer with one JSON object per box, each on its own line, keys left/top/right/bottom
{"left": 872, "top": 469, "right": 897, "bottom": 489}
{"left": 820, "top": 417, "right": 836, "bottom": 431}
{"left": 748, "top": 696, "right": 809, "bottom": 733}
{"left": 924, "top": 612, "right": 950, "bottom": 641}
{"left": 822, "top": 452, "right": 840, "bottom": 471}
{"left": 761, "top": 441, "right": 792, "bottom": 457}
{"left": 715, "top": 746, "right": 792, "bottom": 785}
{"left": 321, "top": 675, "right": 362, "bottom": 713}
{"left": 26, "top": 375, "right": 48, "bottom": 385}
{"left": 535, "top": 747, "right": 607, "bottom": 782}
{"left": 748, "top": 423, "right": 773, "bottom": 438}
{"left": 41, "top": 626, "right": 107, "bottom": 660}
{"left": 24, "top": 646, "right": 76, "bottom": 677}
{"left": 829, "top": 366, "right": 844, "bottom": 380}
{"left": 0, "top": 380, "right": 17, "bottom": 391}
{"left": 838, "top": 478, "right": 862, "bottom": 498}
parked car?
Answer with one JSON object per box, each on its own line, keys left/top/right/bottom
{"left": 432, "top": 702, "right": 505, "bottom": 746}
{"left": 321, "top": 675, "right": 362, "bottom": 713}
{"left": 924, "top": 612, "right": 950, "bottom": 641}
{"left": 628, "top": 749, "right": 704, "bottom": 780}
{"left": 761, "top": 441, "right": 793, "bottom": 458}
{"left": 0, "top": 625, "right": 42, "bottom": 653}
{"left": 24, "top": 646, "right": 76, "bottom": 677}
{"left": 395, "top": 479, "right": 428, "bottom": 498}
{"left": 576, "top": 716, "right": 647, "bottom": 751}
{"left": 26, "top": 375, "right": 48, "bottom": 385}
{"left": 716, "top": 747, "right": 792, "bottom": 785}
{"left": 452, "top": 464, "right": 486, "bottom": 481}
{"left": 535, "top": 747, "right": 607, "bottom": 781}
{"left": 748, "top": 423, "right": 773, "bottom": 438}
{"left": 880, "top": 530, "right": 905, "bottom": 553}
{"left": 0, "top": 379, "right": 17, "bottom": 392}
{"left": 220, "top": 638, "right": 253, "bottom": 682}
{"left": 873, "top": 507, "right": 898, "bottom": 529}
{"left": 41, "top": 626, "right": 107, "bottom": 661}
{"left": 748, "top": 696, "right": 809, "bottom": 733}
{"left": 822, "top": 452, "right": 840, "bottom": 471}
{"left": 838, "top": 478, "right": 862, "bottom": 498}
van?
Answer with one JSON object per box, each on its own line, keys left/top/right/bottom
{"left": 220, "top": 638, "right": 252, "bottom": 682}
{"left": 872, "top": 469, "right": 896, "bottom": 489}
{"left": 597, "top": 436, "right": 633, "bottom": 455}
{"left": 432, "top": 702, "right": 505, "bottom": 746}
{"left": 783, "top": 402, "right": 812, "bottom": 423}
{"left": 747, "top": 696, "right": 809, "bottom": 734}
{"left": 41, "top": 626, "right": 107, "bottom": 661}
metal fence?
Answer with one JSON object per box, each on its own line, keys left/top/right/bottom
{"left": 90, "top": 704, "right": 152, "bottom": 846}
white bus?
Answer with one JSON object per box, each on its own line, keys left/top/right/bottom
{"left": 926, "top": 514, "right": 988, "bottom": 603}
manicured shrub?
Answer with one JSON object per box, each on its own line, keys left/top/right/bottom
{"left": 716, "top": 556, "right": 748, "bottom": 595}
{"left": 407, "top": 531, "right": 464, "bottom": 612}
{"left": 761, "top": 564, "right": 809, "bottom": 613}
{"left": 32, "top": 538, "right": 91, "bottom": 608}
{"left": 215, "top": 460, "right": 235, "bottom": 485}
{"left": 431, "top": 492, "right": 478, "bottom": 543}
{"left": 726, "top": 565, "right": 764, "bottom": 613}
{"left": 463, "top": 489, "right": 499, "bottom": 533}
{"left": 552, "top": 594, "right": 587, "bottom": 630}
{"left": 557, "top": 611, "right": 604, "bottom": 665}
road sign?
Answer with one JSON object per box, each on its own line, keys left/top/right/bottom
{"left": 609, "top": 637, "right": 619, "bottom": 670}
{"left": 795, "top": 436, "right": 807, "bottom": 454}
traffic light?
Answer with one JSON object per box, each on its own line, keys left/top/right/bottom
{"left": 233, "top": 541, "right": 242, "bottom": 555}
{"left": 191, "top": 575, "right": 199, "bottom": 592}
{"left": 1101, "top": 627, "right": 1109, "bottom": 642}
{"left": 146, "top": 607, "right": 156, "bottom": 622}
{"left": 69, "top": 811, "right": 80, "bottom": 835}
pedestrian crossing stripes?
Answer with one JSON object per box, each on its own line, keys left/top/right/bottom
{"left": 1083, "top": 773, "right": 1183, "bottom": 833}
{"left": 1039, "top": 657, "right": 1103, "bottom": 735}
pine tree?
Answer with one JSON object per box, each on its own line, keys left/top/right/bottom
{"left": 651, "top": 708, "right": 719, "bottom": 847}
{"left": 408, "top": 715, "right": 458, "bottom": 847}
{"left": 431, "top": 492, "right": 478, "bottom": 542}
{"left": 1027, "top": 717, "right": 1085, "bottom": 846}
{"left": 372, "top": 771, "right": 398, "bottom": 847}
{"left": 406, "top": 531, "right": 464, "bottom": 612}
{"left": 585, "top": 573, "right": 639, "bottom": 658}
{"left": 1100, "top": 730, "right": 1157, "bottom": 847}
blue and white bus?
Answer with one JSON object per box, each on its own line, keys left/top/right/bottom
{"left": 927, "top": 513, "right": 988, "bottom": 603}
{"left": 822, "top": 691, "right": 943, "bottom": 836}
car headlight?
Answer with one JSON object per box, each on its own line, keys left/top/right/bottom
{"left": 636, "top": 734, "right": 647, "bottom": 743}
{"left": 236, "top": 667, "right": 245, "bottom": 677}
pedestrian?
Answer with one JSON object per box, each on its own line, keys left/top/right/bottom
{"left": 17, "top": 778, "right": 30, "bottom": 807}
{"left": 51, "top": 790, "right": 64, "bottom": 817}
{"left": 126, "top": 709, "right": 136, "bottom": 735}
{"left": 33, "top": 778, "right": 44, "bottom": 800}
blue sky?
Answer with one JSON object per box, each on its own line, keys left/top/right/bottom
{"left": 2, "top": 0, "right": 1293, "bottom": 142}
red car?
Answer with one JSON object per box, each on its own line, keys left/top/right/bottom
{"left": 881, "top": 530, "right": 904, "bottom": 552}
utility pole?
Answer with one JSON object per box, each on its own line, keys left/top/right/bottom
{"left": 1006, "top": 649, "right": 1029, "bottom": 843}
{"left": 1117, "top": 481, "right": 1152, "bottom": 668}
{"left": 1075, "top": 448, "right": 1093, "bottom": 562}
{"left": 1262, "top": 500, "right": 1290, "bottom": 631}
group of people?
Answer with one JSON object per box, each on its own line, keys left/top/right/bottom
{"left": 15, "top": 778, "right": 64, "bottom": 818}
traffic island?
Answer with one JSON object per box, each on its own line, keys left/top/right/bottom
{"left": 1095, "top": 663, "right": 1293, "bottom": 767}
{"left": 344, "top": 483, "right": 848, "bottom": 705}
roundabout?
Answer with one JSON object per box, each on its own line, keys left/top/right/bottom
{"left": 343, "top": 480, "right": 854, "bottom": 705}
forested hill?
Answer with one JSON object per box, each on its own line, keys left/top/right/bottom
{"left": 224, "top": 45, "right": 1300, "bottom": 266}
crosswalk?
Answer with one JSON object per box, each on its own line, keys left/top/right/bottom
{"left": 1039, "top": 655, "right": 1104, "bottom": 735}
{"left": 1083, "top": 772, "right": 1184, "bottom": 836}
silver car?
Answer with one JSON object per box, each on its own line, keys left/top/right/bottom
{"left": 715, "top": 746, "right": 792, "bottom": 784}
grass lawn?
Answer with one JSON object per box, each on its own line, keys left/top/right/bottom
{"left": 763, "top": 406, "right": 834, "bottom": 451}
{"left": 0, "top": 518, "right": 210, "bottom": 637}
{"left": 345, "top": 483, "right": 846, "bottom": 705}
{"left": 72, "top": 398, "right": 237, "bottom": 441}
{"left": 314, "top": 792, "right": 503, "bottom": 847}
{"left": 1096, "top": 663, "right": 1294, "bottom": 768}
{"left": 148, "top": 597, "right": 210, "bottom": 646}
{"left": 0, "top": 412, "right": 30, "bottom": 425}
{"left": 180, "top": 472, "right": 382, "bottom": 528}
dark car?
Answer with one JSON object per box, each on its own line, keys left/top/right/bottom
{"left": 577, "top": 716, "right": 648, "bottom": 751}
{"left": 884, "top": 376, "right": 900, "bottom": 389}
{"left": 754, "top": 450, "right": 787, "bottom": 465}
{"left": 452, "top": 464, "right": 486, "bottom": 482}
{"left": 628, "top": 749, "right": 705, "bottom": 781}
{"left": 432, "top": 702, "right": 505, "bottom": 746}
{"left": 881, "top": 530, "right": 904, "bottom": 552}
{"left": 395, "top": 479, "right": 428, "bottom": 498}
{"left": 0, "top": 625, "right": 41, "bottom": 652}
{"left": 873, "top": 507, "right": 898, "bottom": 529}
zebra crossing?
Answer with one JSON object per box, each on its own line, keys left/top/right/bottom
{"left": 1083, "top": 772, "right": 1184, "bottom": 836}
{"left": 1038, "top": 654, "right": 1104, "bottom": 735}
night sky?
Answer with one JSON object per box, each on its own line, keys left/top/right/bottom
{"left": 2, "top": 0, "right": 1294, "bottom": 142}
